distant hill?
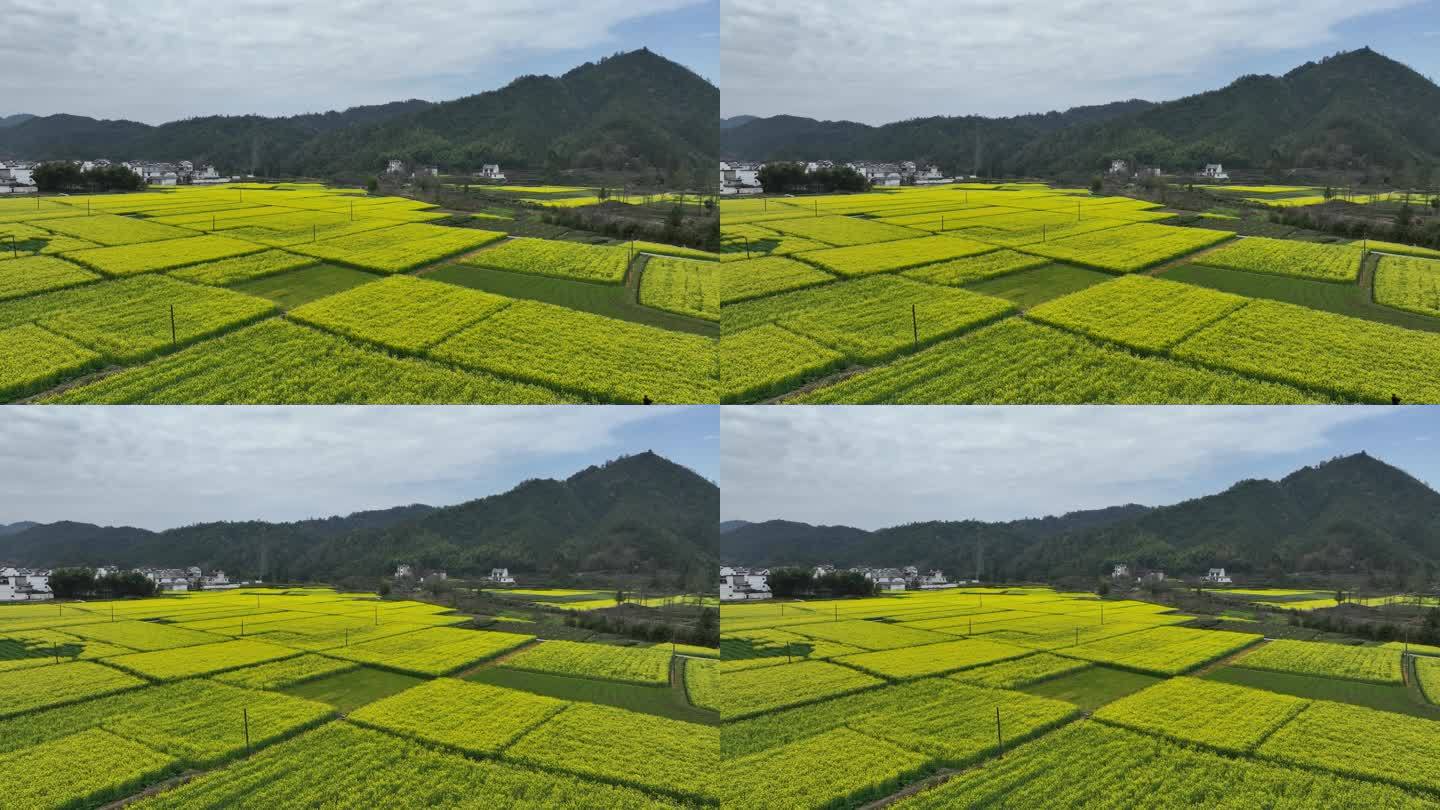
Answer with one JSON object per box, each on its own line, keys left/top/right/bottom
{"left": 720, "top": 520, "right": 754, "bottom": 533}
{"left": 0, "top": 521, "right": 39, "bottom": 537}
{"left": 0, "top": 452, "right": 717, "bottom": 589}
{"left": 722, "top": 48, "right": 1440, "bottom": 178}
{"left": 0, "top": 114, "right": 35, "bottom": 129}
{"left": 721, "top": 115, "right": 760, "bottom": 129}
{"left": 722, "top": 453, "right": 1440, "bottom": 582}
{"left": 0, "top": 49, "right": 717, "bottom": 182}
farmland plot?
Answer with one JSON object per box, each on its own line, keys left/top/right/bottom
{"left": 0, "top": 274, "right": 275, "bottom": 366}
{"left": 1195, "top": 237, "right": 1363, "bottom": 282}
{"left": 500, "top": 640, "right": 671, "bottom": 686}
{"left": 1027, "top": 275, "right": 1249, "bottom": 353}
{"left": 133, "top": 722, "right": 686, "bottom": 809}
{"left": 902, "top": 249, "right": 1049, "bottom": 286}
{"left": 0, "top": 661, "right": 145, "bottom": 719}
{"left": 1172, "top": 299, "right": 1440, "bottom": 403}
{"left": 723, "top": 727, "right": 929, "bottom": 809}
{"left": 349, "top": 678, "right": 566, "bottom": 756}
{"left": 894, "top": 721, "right": 1436, "bottom": 809}
{"left": 721, "top": 324, "right": 844, "bottom": 403}
{"left": 65, "top": 235, "right": 267, "bottom": 276}
{"left": 0, "top": 254, "right": 99, "bottom": 301}
{"left": 49, "top": 319, "right": 575, "bottom": 405}
{"left": 325, "top": 627, "right": 533, "bottom": 676}
{"left": 105, "top": 639, "right": 299, "bottom": 680}
{"left": 715, "top": 660, "right": 883, "bottom": 720}
{"left": 462, "top": 237, "right": 631, "bottom": 283}
{"left": 1257, "top": 700, "right": 1440, "bottom": 794}
{"left": 1373, "top": 255, "right": 1440, "bottom": 317}
{"left": 289, "top": 275, "right": 511, "bottom": 354}
{"left": 639, "top": 256, "right": 718, "bottom": 321}
{"left": 834, "top": 638, "right": 1031, "bottom": 679}
{"left": 1233, "top": 639, "right": 1403, "bottom": 684}
{"left": 797, "top": 235, "right": 994, "bottom": 277}
{"left": 761, "top": 215, "right": 929, "bottom": 246}
{"left": 431, "top": 300, "right": 718, "bottom": 404}
{"left": 506, "top": 703, "right": 721, "bottom": 802}
{"left": 1093, "top": 677, "right": 1308, "bottom": 753}
{"left": 794, "top": 318, "right": 1322, "bottom": 405}
{"left": 722, "top": 274, "right": 1016, "bottom": 365}
{"left": 717, "top": 255, "right": 835, "bottom": 304}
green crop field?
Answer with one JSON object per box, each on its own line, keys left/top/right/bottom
{"left": 0, "top": 587, "right": 718, "bottom": 808}
{"left": 719, "top": 587, "right": 1440, "bottom": 808}
{"left": 720, "top": 183, "right": 1440, "bottom": 403}
{"left": 0, "top": 183, "right": 716, "bottom": 403}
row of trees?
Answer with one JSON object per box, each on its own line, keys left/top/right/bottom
{"left": 1269, "top": 203, "right": 1440, "bottom": 249}
{"left": 565, "top": 606, "right": 718, "bottom": 646}
{"left": 46, "top": 568, "right": 157, "bottom": 599}
{"left": 756, "top": 163, "right": 869, "bottom": 194}
{"left": 31, "top": 162, "right": 145, "bottom": 193}
{"left": 765, "top": 567, "right": 877, "bottom": 599}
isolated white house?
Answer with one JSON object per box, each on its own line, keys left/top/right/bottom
{"left": 0, "top": 567, "right": 52, "bottom": 601}
{"left": 873, "top": 576, "right": 906, "bottom": 592}
{"left": 1204, "top": 567, "right": 1233, "bottom": 584}
{"left": 1201, "top": 163, "right": 1229, "bottom": 180}
{"left": 1112, "top": 563, "right": 1130, "bottom": 579}
{"left": 720, "top": 567, "right": 771, "bottom": 600}
{"left": 487, "top": 568, "right": 515, "bottom": 585}
{"left": 394, "top": 564, "right": 414, "bottom": 579}
{"left": 478, "top": 164, "right": 506, "bottom": 181}
{"left": 1110, "top": 159, "right": 1129, "bottom": 175}
{"left": 386, "top": 160, "right": 406, "bottom": 175}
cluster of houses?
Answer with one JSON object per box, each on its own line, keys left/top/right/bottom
{"left": 1105, "top": 160, "right": 1231, "bottom": 182}
{"left": 1111, "top": 564, "right": 1233, "bottom": 586}
{"left": 830, "top": 565, "right": 962, "bottom": 592}
{"left": 0, "top": 160, "right": 35, "bottom": 193}
{"left": 385, "top": 161, "right": 506, "bottom": 182}
{"left": 0, "top": 567, "right": 52, "bottom": 601}
{"left": 720, "top": 564, "right": 964, "bottom": 600}
{"left": 118, "top": 160, "right": 228, "bottom": 187}
{"left": 719, "top": 566, "right": 771, "bottom": 600}
{"left": 110, "top": 566, "right": 234, "bottom": 592}
{"left": 0, "top": 159, "right": 230, "bottom": 193}
{"left": 0, "top": 565, "right": 236, "bottom": 600}
{"left": 391, "top": 565, "right": 518, "bottom": 586}
{"left": 719, "top": 160, "right": 954, "bottom": 195}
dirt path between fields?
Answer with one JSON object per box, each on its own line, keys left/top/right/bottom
{"left": 764, "top": 364, "right": 870, "bottom": 403}
{"left": 1190, "top": 637, "right": 1272, "bottom": 677}
{"left": 103, "top": 770, "right": 212, "bottom": 809}
{"left": 1145, "top": 236, "right": 1244, "bottom": 277}
{"left": 455, "top": 637, "right": 545, "bottom": 678}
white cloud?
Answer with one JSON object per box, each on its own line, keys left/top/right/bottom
{"left": 721, "top": 0, "right": 1421, "bottom": 121}
{"left": 721, "top": 406, "right": 1388, "bottom": 529}
{"left": 0, "top": 406, "right": 676, "bottom": 529}
{"left": 1, "top": 0, "right": 701, "bottom": 121}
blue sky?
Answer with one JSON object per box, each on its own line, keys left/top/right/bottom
{"left": 2, "top": 1, "right": 719, "bottom": 123}
{"left": 0, "top": 406, "right": 717, "bottom": 530}
{"left": 722, "top": 0, "right": 1440, "bottom": 123}
{"left": 722, "top": 407, "right": 1433, "bottom": 530}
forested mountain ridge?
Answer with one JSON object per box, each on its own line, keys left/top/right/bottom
{"left": 722, "top": 453, "right": 1440, "bottom": 582}
{"left": 723, "top": 49, "right": 1440, "bottom": 180}
{"left": 0, "top": 49, "right": 717, "bottom": 182}
{"left": 0, "top": 452, "right": 717, "bottom": 589}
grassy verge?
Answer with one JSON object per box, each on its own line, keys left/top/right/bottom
{"left": 279, "top": 666, "right": 424, "bottom": 714}
{"left": 964, "top": 263, "right": 1113, "bottom": 309}
{"left": 464, "top": 666, "right": 717, "bottom": 725}
{"left": 1204, "top": 664, "right": 1440, "bottom": 719}
{"left": 1160, "top": 262, "right": 1440, "bottom": 333}
{"left": 1020, "top": 666, "right": 1162, "bottom": 712}
{"left": 424, "top": 264, "right": 717, "bottom": 337}
{"left": 230, "top": 264, "right": 379, "bottom": 309}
